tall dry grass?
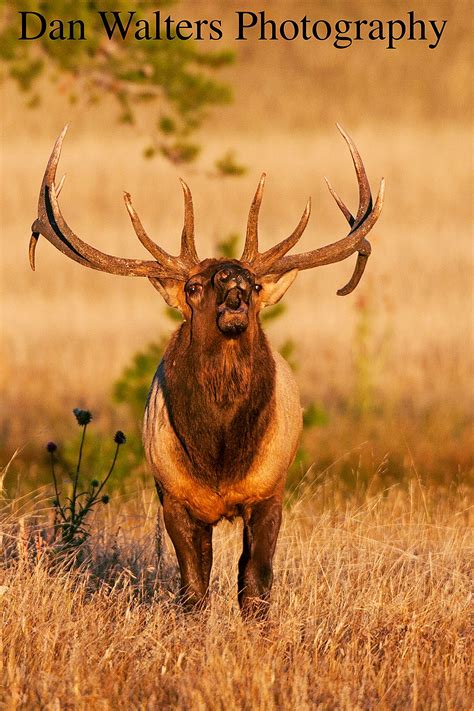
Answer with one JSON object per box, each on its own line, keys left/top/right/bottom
{"left": 0, "top": 475, "right": 471, "bottom": 710}
{"left": 1, "top": 0, "right": 472, "bottom": 475}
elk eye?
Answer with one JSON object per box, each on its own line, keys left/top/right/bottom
{"left": 254, "top": 284, "right": 262, "bottom": 293}
{"left": 187, "top": 283, "right": 201, "bottom": 296}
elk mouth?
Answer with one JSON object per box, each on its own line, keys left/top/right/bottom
{"left": 216, "top": 289, "right": 249, "bottom": 335}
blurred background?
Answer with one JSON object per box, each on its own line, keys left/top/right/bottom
{"left": 0, "top": 0, "right": 471, "bottom": 493}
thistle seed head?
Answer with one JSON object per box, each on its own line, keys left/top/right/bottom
{"left": 73, "top": 408, "right": 92, "bottom": 426}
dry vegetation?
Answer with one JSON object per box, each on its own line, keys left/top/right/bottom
{"left": 1, "top": 1, "right": 471, "bottom": 470}
{"left": 0, "top": 478, "right": 472, "bottom": 710}
{"left": 0, "top": 0, "right": 472, "bottom": 707}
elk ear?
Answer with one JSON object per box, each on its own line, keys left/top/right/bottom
{"left": 149, "top": 277, "right": 187, "bottom": 314}
{"left": 258, "top": 269, "right": 298, "bottom": 308}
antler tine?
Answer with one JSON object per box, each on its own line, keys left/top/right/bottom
{"left": 28, "top": 233, "right": 39, "bottom": 271}
{"left": 30, "top": 174, "right": 65, "bottom": 270}
{"left": 336, "top": 123, "right": 372, "bottom": 225}
{"left": 253, "top": 197, "right": 311, "bottom": 274}
{"left": 241, "top": 173, "right": 266, "bottom": 263}
{"left": 30, "top": 125, "right": 94, "bottom": 272}
{"left": 46, "top": 124, "right": 69, "bottom": 190}
{"left": 336, "top": 240, "right": 371, "bottom": 296}
{"left": 240, "top": 174, "right": 311, "bottom": 270}
{"left": 123, "top": 192, "right": 187, "bottom": 276}
{"left": 325, "top": 177, "right": 373, "bottom": 296}
{"left": 257, "top": 127, "right": 384, "bottom": 295}
{"left": 31, "top": 126, "right": 184, "bottom": 279}
{"left": 48, "top": 173, "right": 161, "bottom": 276}
{"left": 179, "top": 178, "right": 199, "bottom": 265}
{"left": 324, "top": 177, "right": 355, "bottom": 227}
{"left": 56, "top": 173, "right": 66, "bottom": 197}
{"left": 268, "top": 178, "right": 384, "bottom": 275}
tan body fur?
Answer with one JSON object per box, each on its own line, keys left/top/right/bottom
{"left": 144, "top": 350, "right": 302, "bottom": 524}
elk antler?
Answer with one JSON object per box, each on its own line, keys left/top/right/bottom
{"left": 241, "top": 124, "right": 385, "bottom": 295}
{"left": 241, "top": 174, "right": 311, "bottom": 267}
{"left": 30, "top": 125, "right": 199, "bottom": 281}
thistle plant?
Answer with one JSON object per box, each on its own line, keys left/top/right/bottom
{"left": 47, "top": 409, "right": 126, "bottom": 551}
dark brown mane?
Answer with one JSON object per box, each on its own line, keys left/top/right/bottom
{"left": 159, "top": 320, "right": 275, "bottom": 488}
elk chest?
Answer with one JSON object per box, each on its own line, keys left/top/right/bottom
{"left": 143, "top": 350, "right": 302, "bottom": 524}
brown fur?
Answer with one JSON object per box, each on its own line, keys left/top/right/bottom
{"left": 159, "top": 316, "right": 275, "bottom": 489}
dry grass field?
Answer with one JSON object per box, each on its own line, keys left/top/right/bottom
{"left": 0, "top": 0, "right": 472, "bottom": 708}
{"left": 1, "top": 480, "right": 472, "bottom": 710}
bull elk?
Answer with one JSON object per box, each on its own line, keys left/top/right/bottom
{"left": 30, "top": 125, "right": 384, "bottom": 616}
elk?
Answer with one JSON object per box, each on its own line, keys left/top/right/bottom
{"left": 30, "top": 125, "right": 384, "bottom": 616}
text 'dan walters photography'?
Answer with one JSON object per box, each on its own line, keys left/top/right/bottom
{"left": 19, "top": 9, "right": 447, "bottom": 49}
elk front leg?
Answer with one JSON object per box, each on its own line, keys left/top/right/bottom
{"left": 238, "top": 496, "right": 282, "bottom": 619}
{"left": 161, "top": 491, "right": 213, "bottom": 610}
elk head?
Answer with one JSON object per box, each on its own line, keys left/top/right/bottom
{"left": 30, "top": 125, "right": 384, "bottom": 337}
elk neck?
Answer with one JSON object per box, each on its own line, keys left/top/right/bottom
{"left": 159, "top": 318, "right": 276, "bottom": 487}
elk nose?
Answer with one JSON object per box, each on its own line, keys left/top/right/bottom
{"left": 225, "top": 286, "right": 242, "bottom": 310}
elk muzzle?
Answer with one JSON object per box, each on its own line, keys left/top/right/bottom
{"left": 215, "top": 268, "right": 253, "bottom": 335}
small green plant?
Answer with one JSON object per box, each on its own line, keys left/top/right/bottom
{"left": 215, "top": 151, "right": 247, "bottom": 177}
{"left": 112, "top": 341, "right": 167, "bottom": 479}
{"left": 351, "top": 287, "right": 394, "bottom": 420}
{"left": 216, "top": 232, "right": 241, "bottom": 259}
{"left": 47, "top": 409, "right": 126, "bottom": 551}
{"left": 113, "top": 341, "right": 167, "bottom": 423}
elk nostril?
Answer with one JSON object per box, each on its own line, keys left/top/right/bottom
{"left": 224, "top": 288, "right": 242, "bottom": 310}
{"left": 227, "top": 297, "right": 240, "bottom": 310}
